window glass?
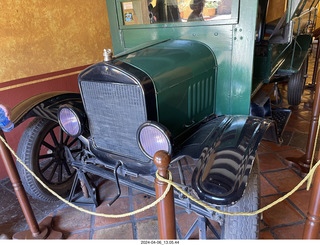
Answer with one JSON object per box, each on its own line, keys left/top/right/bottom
{"left": 121, "top": 0, "right": 232, "bottom": 25}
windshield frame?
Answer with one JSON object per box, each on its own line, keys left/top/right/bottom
{"left": 116, "top": 0, "right": 240, "bottom": 29}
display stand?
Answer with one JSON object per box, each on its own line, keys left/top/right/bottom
{"left": 154, "top": 150, "right": 177, "bottom": 239}
{"left": 0, "top": 130, "right": 62, "bottom": 239}
{"left": 303, "top": 165, "right": 320, "bottom": 238}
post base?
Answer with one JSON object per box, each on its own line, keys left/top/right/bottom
{"left": 284, "top": 154, "right": 311, "bottom": 176}
{"left": 12, "top": 216, "right": 62, "bottom": 240}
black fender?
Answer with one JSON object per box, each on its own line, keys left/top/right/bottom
{"left": 176, "top": 115, "right": 274, "bottom": 206}
{"left": 11, "top": 91, "right": 84, "bottom": 128}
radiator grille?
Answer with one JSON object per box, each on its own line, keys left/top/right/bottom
{"left": 80, "top": 81, "right": 148, "bottom": 162}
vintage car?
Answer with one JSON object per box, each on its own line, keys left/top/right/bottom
{"left": 1, "top": 0, "right": 318, "bottom": 240}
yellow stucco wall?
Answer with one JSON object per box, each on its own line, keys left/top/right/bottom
{"left": 266, "top": 0, "right": 288, "bottom": 23}
{"left": 316, "top": 5, "right": 320, "bottom": 29}
{"left": 0, "top": 0, "right": 113, "bottom": 83}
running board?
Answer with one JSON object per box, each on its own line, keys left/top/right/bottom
{"left": 251, "top": 90, "right": 291, "bottom": 144}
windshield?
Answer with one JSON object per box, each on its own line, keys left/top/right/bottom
{"left": 121, "top": 0, "right": 232, "bottom": 25}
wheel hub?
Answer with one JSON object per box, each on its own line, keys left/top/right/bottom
{"left": 54, "top": 144, "right": 66, "bottom": 162}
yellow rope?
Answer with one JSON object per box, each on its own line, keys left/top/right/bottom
{"left": 0, "top": 134, "right": 171, "bottom": 218}
{"left": 156, "top": 160, "right": 320, "bottom": 216}
{"left": 1, "top": 133, "right": 320, "bottom": 217}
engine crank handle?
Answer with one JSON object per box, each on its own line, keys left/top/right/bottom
{"left": 108, "top": 161, "right": 122, "bottom": 206}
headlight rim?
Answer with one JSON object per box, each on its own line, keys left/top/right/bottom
{"left": 137, "top": 121, "right": 172, "bottom": 160}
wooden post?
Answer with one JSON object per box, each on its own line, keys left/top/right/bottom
{"left": 154, "top": 150, "right": 176, "bottom": 239}
{"left": 0, "top": 130, "right": 62, "bottom": 239}
{"left": 303, "top": 159, "right": 320, "bottom": 238}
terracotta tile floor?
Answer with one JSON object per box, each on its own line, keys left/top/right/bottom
{"left": 1, "top": 55, "right": 320, "bottom": 240}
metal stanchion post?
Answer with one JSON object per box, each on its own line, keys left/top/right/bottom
{"left": 0, "top": 130, "right": 62, "bottom": 239}
{"left": 153, "top": 150, "right": 177, "bottom": 239}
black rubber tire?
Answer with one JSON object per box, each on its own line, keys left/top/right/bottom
{"left": 16, "top": 118, "right": 82, "bottom": 202}
{"left": 220, "top": 158, "right": 260, "bottom": 239}
{"left": 287, "top": 60, "right": 307, "bottom": 106}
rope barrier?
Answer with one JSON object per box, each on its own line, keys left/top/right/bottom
{"left": 1, "top": 134, "right": 320, "bottom": 217}
{"left": 157, "top": 160, "right": 320, "bottom": 216}
{"left": 0, "top": 134, "right": 171, "bottom": 218}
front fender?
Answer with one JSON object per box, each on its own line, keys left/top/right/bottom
{"left": 176, "top": 115, "right": 273, "bottom": 206}
{"left": 11, "top": 91, "right": 83, "bottom": 128}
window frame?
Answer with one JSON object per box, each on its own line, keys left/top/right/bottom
{"left": 116, "top": 0, "right": 240, "bottom": 29}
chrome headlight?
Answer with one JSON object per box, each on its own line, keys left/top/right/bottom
{"left": 137, "top": 122, "right": 172, "bottom": 159}
{"left": 58, "top": 106, "right": 83, "bottom": 137}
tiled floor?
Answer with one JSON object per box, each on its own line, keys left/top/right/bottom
{"left": 1, "top": 55, "right": 320, "bottom": 240}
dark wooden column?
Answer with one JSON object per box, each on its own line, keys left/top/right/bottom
{"left": 301, "top": 29, "right": 320, "bottom": 237}
{"left": 303, "top": 159, "right": 320, "bottom": 238}
{"left": 0, "top": 130, "right": 62, "bottom": 239}
{"left": 154, "top": 150, "right": 176, "bottom": 239}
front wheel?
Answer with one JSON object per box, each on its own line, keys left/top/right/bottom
{"left": 16, "top": 118, "right": 83, "bottom": 202}
{"left": 220, "top": 157, "right": 260, "bottom": 239}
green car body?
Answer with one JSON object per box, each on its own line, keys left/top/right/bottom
{"left": 117, "top": 39, "right": 217, "bottom": 138}
{"left": 108, "top": 0, "right": 257, "bottom": 116}
{"left": 5, "top": 0, "right": 319, "bottom": 239}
